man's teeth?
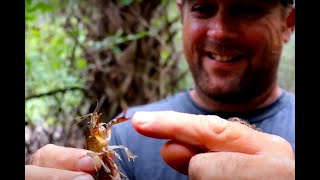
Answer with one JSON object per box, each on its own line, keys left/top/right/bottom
{"left": 208, "top": 53, "right": 233, "bottom": 62}
{"left": 216, "top": 55, "right": 231, "bottom": 61}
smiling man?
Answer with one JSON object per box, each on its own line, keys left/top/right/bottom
{"left": 26, "top": 0, "right": 295, "bottom": 179}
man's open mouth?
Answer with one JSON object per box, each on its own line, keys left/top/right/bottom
{"left": 206, "top": 52, "right": 244, "bottom": 62}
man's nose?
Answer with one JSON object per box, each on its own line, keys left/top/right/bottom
{"left": 207, "top": 12, "right": 238, "bottom": 42}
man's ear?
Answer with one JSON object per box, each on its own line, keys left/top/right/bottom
{"left": 177, "top": 0, "right": 184, "bottom": 22}
{"left": 283, "top": 6, "right": 295, "bottom": 43}
{"left": 177, "top": 0, "right": 182, "bottom": 8}
{"left": 286, "top": 6, "right": 295, "bottom": 30}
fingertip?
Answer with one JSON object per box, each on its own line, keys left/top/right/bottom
{"left": 132, "top": 111, "right": 154, "bottom": 124}
{"left": 131, "top": 111, "right": 157, "bottom": 134}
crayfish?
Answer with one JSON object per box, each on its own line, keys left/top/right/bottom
{"left": 79, "top": 109, "right": 137, "bottom": 180}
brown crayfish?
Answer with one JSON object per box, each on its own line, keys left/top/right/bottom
{"left": 78, "top": 108, "right": 137, "bottom": 180}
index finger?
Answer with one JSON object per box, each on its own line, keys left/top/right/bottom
{"left": 132, "top": 111, "right": 292, "bottom": 156}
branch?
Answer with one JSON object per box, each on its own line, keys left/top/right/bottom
{"left": 25, "top": 87, "right": 87, "bottom": 100}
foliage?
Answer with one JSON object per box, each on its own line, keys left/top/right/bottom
{"left": 25, "top": 0, "right": 187, "bottom": 163}
{"left": 25, "top": 0, "right": 89, "bottom": 163}
{"left": 63, "top": 0, "right": 188, "bottom": 121}
{"left": 26, "top": 0, "right": 87, "bottom": 123}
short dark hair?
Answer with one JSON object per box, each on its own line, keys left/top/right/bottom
{"left": 280, "top": 0, "right": 294, "bottom": 6}
{"left": 181, "top": 0, "right": 294, "bottom": 7}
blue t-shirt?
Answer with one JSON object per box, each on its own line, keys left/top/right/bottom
{"left": 110, "top": 89, "right": 295, "bottom": 180}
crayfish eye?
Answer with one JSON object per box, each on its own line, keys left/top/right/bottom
{"left": 101, "top": 123, "right": 107, "bottom": 128}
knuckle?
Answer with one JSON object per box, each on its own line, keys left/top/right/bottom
{"left": 188, "top": 153, "right": 228, "bottom": 179}
{"left": 30, "top": 144, "right": 55, "bottom": 165}
{"left": 199, "top": 115, "right": 227, "bottom": 134}
{"left": 193, "top": 114, "right": 241, "bottom": 146}
{"left": 188, "top": 154, "right": 203, "bottom": 179}
{"left": 269, "top": 135, "right": 292, "bottom": 150}
{"left": 42, "top": 143, "right": 57, "bottom": 150}
{"left": 269, "top": 135, "right": 294, "bottom": 156}
{"left": 206, "top": 115, "right": 240, "bottom": 141}
{"left": 270, "top": 135, "right": 289, "bottom": 145}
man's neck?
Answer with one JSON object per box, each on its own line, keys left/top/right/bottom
{"left": 190, "top": 85, "right": 282, "bottom": 113}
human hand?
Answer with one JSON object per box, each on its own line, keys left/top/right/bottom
{"left": 25, "top": 144, "right": 119, "bottom": 180}
{"left": 132, "top": 111, "right": 294, "bottom": 180}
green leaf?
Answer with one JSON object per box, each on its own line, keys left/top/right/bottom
{"left": 25, "top": 58, "right": 32, "bottom": 68}
{"left": 75, "top": 58, "right": 87, "bottom": 69}
{"left": 51, "top": 61, "right": 61, "bottom": 70}
{"left": 31, "top": 2, "right": 54, "bottom": 13}
{"left": 161, "top": 50, "right": 169, "bottom": 60}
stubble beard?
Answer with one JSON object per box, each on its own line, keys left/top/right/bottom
{"left": 190, "top": 64, "right": 276, "bottom": 105}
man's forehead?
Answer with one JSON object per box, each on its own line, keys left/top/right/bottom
{"left": 183, "top": 0, "right": 293, "bottom": 4}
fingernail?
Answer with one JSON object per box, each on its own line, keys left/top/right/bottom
{"left": 73, "top": 174, "right": 94, "bottom": 180}
{"left": 77, "top": 156, "right": 95, "bottom": 172}
{"left": 133, "top": 111, "right": 155, "bottom": 125}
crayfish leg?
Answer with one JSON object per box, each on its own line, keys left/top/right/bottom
{"left": 100, "top": 158, "right": 114, "bottom": 178}
{"left": 109, "top": 145, "right": 138, "bottom": 162}
{"left": 87, "top": 151, "right": 116, "bottom": 180}
{"left": 105, "top": 155, "right": 129, "bottom": 180}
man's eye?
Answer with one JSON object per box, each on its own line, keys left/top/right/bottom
{"left": 192, "top": 5, "right": 217, "bottom": 17}
{"left": 231, "top": 6, "right": 265, "bottom": 18}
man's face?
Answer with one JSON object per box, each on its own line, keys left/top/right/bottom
{"left": 181, "top": 0, "right": 294, "bottom": 103}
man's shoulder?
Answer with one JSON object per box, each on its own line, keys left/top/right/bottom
{"left": 281, "top": 90, "right": 295, "bottom": 106}
{"left": 283, "top": 90, "right": 295, "bottom": 99}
